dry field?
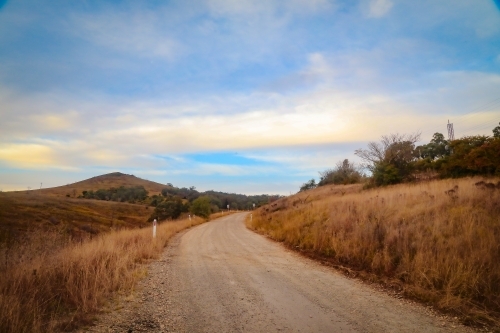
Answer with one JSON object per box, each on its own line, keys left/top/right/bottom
{"left": 248, "top": 177, "right": 500, "bottom": 327}
{"left": 0, "top": 216, "right": 205, "bottom": 333}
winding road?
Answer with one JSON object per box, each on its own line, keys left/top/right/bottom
{"left": 84, "top": 212, "right": 474, "bottom": 333}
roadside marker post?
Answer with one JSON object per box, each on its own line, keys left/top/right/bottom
{"left": 189, "top": 214, "right": 191, "bottom": 221}
{"left": 251, "top": 213, "right": 252, "bottom": 221}
{"left": 153, "top": 219, "right": 157, "bottom": 238}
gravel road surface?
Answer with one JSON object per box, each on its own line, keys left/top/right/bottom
{"left": 82, "top": 212, "right": 477, "bottom": 333}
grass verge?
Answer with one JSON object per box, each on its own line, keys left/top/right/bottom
{"left": 247, "top": 177, "right": 500, "bottom": 328}
{"left": 0, "top": 217, "right": 205, "bottom": 333}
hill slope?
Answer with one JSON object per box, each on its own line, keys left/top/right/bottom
{"left": 0, "top": 172, "right": 169, "bottom": 240}
{"left": 0, "top": 192, "right": 152, "bottom": 238}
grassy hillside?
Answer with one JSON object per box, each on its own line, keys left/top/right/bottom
{"left": 0, "top": 192, "right": 152, "bottom": 237}
{"left": 0, "top": 172, "right": 170, "bottom": 243}
{"left": 36, "top": 172, "right": 170, "bottom": 197}
{"left": 247, "top": 177, "right": 500, "bottom": 327}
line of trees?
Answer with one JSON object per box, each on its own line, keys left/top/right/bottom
{"left": 357, "top": 123, "right": 500, "bottom": 186}
{"left": 154, "top": 187, "right": 280, "bottom": 212}
{"left": 299, "top": 122, "right": 500, "bottom": 191}
{"left": 150, "top": 187, "right": 282, "bottom": 220}
{"left": 79, "top": 183, "right": 282, "bottom": 222}
{"left": 80, "top": 186, "right": 148, "bottom": 203}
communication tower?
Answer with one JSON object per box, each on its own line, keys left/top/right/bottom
{"left": 447, "top": 120, "right": 455, "bottom": 141}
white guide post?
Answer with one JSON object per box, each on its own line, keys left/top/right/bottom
{"left": 153, "top": 219, "right": 157, "bottom": 238}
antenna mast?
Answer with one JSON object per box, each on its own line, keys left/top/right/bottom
{"left": 447, "top": 120, "right": 455, "bottom": 141}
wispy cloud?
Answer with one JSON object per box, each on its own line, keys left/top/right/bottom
{"left": 0, "top": 0, "right": 499, "bottom": 193}
{"left": 364, "top": 0, "right": 393, "bottom": 18}
{"left": 70, "top": 9, "right": 181, "bottom": 61}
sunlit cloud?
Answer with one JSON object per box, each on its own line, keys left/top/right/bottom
{"left": 0, "top": 143, "right": 57, "bottom": 169}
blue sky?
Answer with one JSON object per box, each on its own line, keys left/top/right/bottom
{"left": 0, "top": 0, "right": 499, "bottom": 194}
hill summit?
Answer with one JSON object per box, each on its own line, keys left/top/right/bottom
{"left": 39, "top": 172, "right": 169, "bottom": 197}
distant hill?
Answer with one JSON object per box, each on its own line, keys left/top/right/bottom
{"left": 37, "top": 172, "right": 171, "bottom": 198}
{"left": 0, "top": 172, "right": 171, "bottom": 238}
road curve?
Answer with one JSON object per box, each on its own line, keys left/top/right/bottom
{"left": 158, "top": 212, "right": 471, "bottom": 333}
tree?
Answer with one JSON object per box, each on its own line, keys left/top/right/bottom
{"left": 355, "top": 133, "right": 420, "bottom": 171}
{"left": 149, "top": 194, "right": 164, "bottom": 207}
{"left": 355, "top": 133, "right": 420, "bottom": 186}
{"left": 151, "top": 197, "right": 183, "bottom": 221}
{"left": 440, "top": 135, "right": 496, "bottom": 177}
{"left": 299, "top": 179, "right": 317, "bottom": 192}
{"left": 415, "top": 133, "right": 449, "bottom": 160}
{"left": 190, "top": 196, "right": 211, "bottom": 219}
{"left": 493, "top": 122, "right": 500, "bottom": 138}
{"left": 464, "top": 139, "right": 500, "bottom": 175}
{"left": 372, "top": 162, "right": 401, "bottom": 186}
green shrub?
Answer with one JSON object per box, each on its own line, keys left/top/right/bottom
{"left": 190, "top": 196, "right": 211, "bottom": 219}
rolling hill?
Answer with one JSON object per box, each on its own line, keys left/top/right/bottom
{"left": 0, "top": 172, "right": 172, "bottom": 241}
{"left": 37, "top": 172, "right": 170, "bottom": 197}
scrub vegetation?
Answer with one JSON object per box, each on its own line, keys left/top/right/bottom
{"left": 248, "top": 177, "right": 500, "bottom": 327}
{"left": 0, "top": 215, "right": 205, "bottom": 333}
{"left": 300, "top": 124, "right": 500, "bottom": 192}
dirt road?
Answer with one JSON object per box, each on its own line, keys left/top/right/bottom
{"left": 84, "top": 213, "right": 475, "bottom": 333}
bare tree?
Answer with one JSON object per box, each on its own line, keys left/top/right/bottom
{"left": 354, "top": 133, "right": 421, "bottom": 172}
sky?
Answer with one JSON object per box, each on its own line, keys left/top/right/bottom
{"left": 0, "top": 0, "right": 499, "bottom": 195}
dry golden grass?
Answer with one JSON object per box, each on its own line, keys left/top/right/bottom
{"left": 0, "top": 191, "right": 152, "bottom": 239}
{"left": 248, "top": 177, "right": 500, "bottom": 326}
{"left": 0, "top": 216, "right": 204, "bottom": 333}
